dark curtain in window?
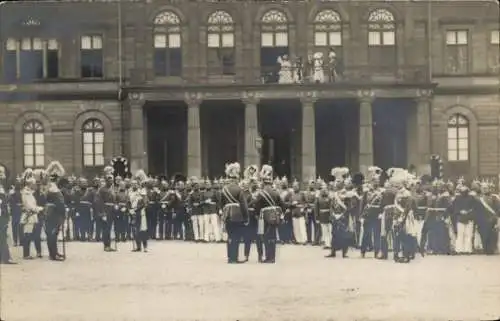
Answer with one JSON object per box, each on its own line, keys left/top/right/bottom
{"left": 81, "top": 50, "right": 103, "bottom": 78}
{"left": 20, "top": 51, "right": 43, "bottom": 81}
{"left": 260, "top": 47, "right": 288, "bottom": 83}
{"left": 47, "top": 50, "right": 59, "bottom": 79}
{"left": 368, "top": 47, "right": 396, "bottom": 69}
{"left": 155, "top": 48, "right": 182, "bottom": 77}
{"left": 3, "top": 52, "right": 17, "bottom": 82}
{"left": 207, "top": 48, "right": 234, "bottom": 75}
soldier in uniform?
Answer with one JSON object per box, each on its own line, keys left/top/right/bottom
{"left": 288, "top": 180, "right": 306, "bottom": 245}
{"left": 302, "top": 180, "right": 318, "bottom": 245}
{"left": 278, "top": 178, "right": 293, "bottom": 244}
{"left": 130, "top": 181, "right": 149, "bottom": 252}
{"left": 253, "top": 165, "right": 285, "bottom": 263}
{"left": 73, "top": 178, "right": 94, "bottom": 242}
{"left": 472, "top": 181, "right": 499, "bottom": 254}
{"left": 220, "top": 162, "right": 249, "bottom": 264}
{"left": 316, "top": 185, "right": 333, "bottom": 249}
{"left": 0, "top": 166, "right": 16, "bottom": 264}
{"left": 173, "top": 181, "right": 187, "bottom": 240}
{"left": 96, "top": 166, "right": 117, "bottom": 252}
{"left": 114, "top": 181, "right": 129, "bottom": 242}
{"left": 44, "top": 161, "right": 67, "bottom": 261}
{"left": 360, "top": 166, "right": 384, "bottom": 258}
{"left": 202, "top": 180, "right": 219, "bottom": 242}
{"left": 157, "top": 179, "right": 170, "bottom": 240}
{"left": 449, "top": 180, "right": 475, "bottom": 254}
{"left": 423, "top": 180, "right": 452, "bottom": 254}
{"left": 20, "top": 172, "right": 44, "bottom": 259}
{"left": 8, "top": 178, "right": 23, "bottom": 247}
{"left": 242, "top": 175, "right": 263, "bottom": 261}
{"left": 412, "top": 175, "right": 432, "bottom": 255}
{"left": 187, "top": 179, "right": 205, "bottom": 242}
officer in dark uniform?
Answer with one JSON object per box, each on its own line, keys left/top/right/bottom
{"left": 96, "top": 167, "right": 117, "bottom": 252}
{"left": 115, "top": 181, "right": 129, "bottom": 242}
{"left": 157, "top": 179, "right": 170, "bottom": 240}
{"left": 45, "top": 173, "right": 66, "bottom": 261}
{"left": 0, "top": 179, "right": 16, "bottom": 264}
{"left": 8, "top": 179, "right": 23, "bottom": 247}
{"left": 253, "top": 165, "right": 285, "bottom": 263}
{"left": 74, "top": 178, "right": 94, "bottom": 241}
{"left": 220, "top": 162, "right": 249, "bottom": 264}
{"left": 187, "top": 179, "right": 204, "bottom": 242}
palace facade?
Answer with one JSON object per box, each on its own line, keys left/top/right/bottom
{"left": 0, "top": 0, "right": 498, "bottom": 181}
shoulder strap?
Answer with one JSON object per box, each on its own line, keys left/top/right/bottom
{"left": 260, "top": 190, "right": 276, "bottom": 207}
{"left": 222, "top": 186, "right": 239, "bottom": 204}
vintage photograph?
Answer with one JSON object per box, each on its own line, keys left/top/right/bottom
{"left": 0, "top": 0, "right": 499, "bottom": 320}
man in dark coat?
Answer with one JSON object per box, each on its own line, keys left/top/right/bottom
{"left": 0, "top": 183, "right": 16, "bottom": 264}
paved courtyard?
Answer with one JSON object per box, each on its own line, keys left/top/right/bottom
{"left": 1, "top": 241, "right": 500, "bottom": 321}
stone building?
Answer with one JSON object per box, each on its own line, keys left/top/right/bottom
{"left": 0, "top": 0, "right": 498, "bottom": 181}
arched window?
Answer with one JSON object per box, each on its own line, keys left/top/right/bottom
{"left": 313, "top": 9, "right": 343, "bottom": 83}
{"left": 447, "top": 114, "right": 469, "bottom": 162}
{"left": 153, "top": 11, "right": 182, "bottom": 77}
{"left": 260, "top": 10, "right": 289, "bottom": 84}
{"left": 23, "top": 120, "right": 45, "bottom": 168}
{"left": 367, "top": 9, "right": 396, "bottom": 67}
{"left": 207, "top": 11, "right": 235, "bottom": 76}
{"left": 82, "top": 119, "right": 105, "bottom": 167}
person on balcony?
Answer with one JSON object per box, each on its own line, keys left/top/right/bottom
{"left": 313, "top": 52, "right": 325, "bottom": 83}
{"left": 277, "top": 54, "right": 293, "bottom": 84}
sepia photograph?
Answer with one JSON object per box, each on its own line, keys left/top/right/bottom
{"left": 0, "top": 0, "right": 499, "bottom": 320}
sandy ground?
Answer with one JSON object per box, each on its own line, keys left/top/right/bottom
{"left": 1, "top": 241, "right": 500, "bottom": 321}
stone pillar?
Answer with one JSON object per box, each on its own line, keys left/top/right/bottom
{"left": 357, "top": 90, "right": 375, "bottom": 175}
{"left": 300, "top": 94, "right": 317, "bottom": 183}
{"left": 185, "top": 93, "right": 203, "bottom": 178}
{"left": 128, "top": 93, "right": 147, "bottom": 173}
{"left": 414, "top": 90, "right": 432, "bottom": 174}
{"left": 242, "top": 93, "right": 260, "bottom": 168}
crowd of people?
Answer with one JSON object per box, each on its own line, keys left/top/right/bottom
{"left": 0, "top": 159, "right": 499, "bottom": 265}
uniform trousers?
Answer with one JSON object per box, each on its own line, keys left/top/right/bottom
{"left": 455, "top": 221, "right": 474, "bottom": 254}
{"left": 146, "top": 205, "right": 158, "bottom": 239}
{"left": 172, "top": 211, "right": 185, "bottom": 240}
{"left": 191, "top": 214, "right": 205, "bottom": 241}
{"left": 204, "top": 213, "right": 221, "bottom": 242}
{"left": 292, "top": 216, "right": 307, "bottom": 244}
{"left": 226, "top": 222, "right": 244, "bottom": 262}
{"left": 31, "top": 222, "right": 43, "bottom": 255}
{"left": 244, "top": 220, "right": 263, "bottom": 259}
{"left": 360, "top": 216, "right": 381, "bottom": 256}
{"left": 101, "top": 216, "right": 113, "bottom": 249}
{"left": 45, "top": 217, "right": 61, "bottom": 259}
{"left": 135, "top": 230, "right": 148, "bottom": 250}
{"left": 11, "top": 206, "right": 22, "bottom": 245}
{"left": 0, "top": 222, "right": 12, "bottom": 262}
{"left": 76, "top": 206, "right": 92, "bottom": 241}
{"left": 157, "top": 211, "right": 166, "bottom": 239}
{"left": 262, "top": 223, "right": 278, "bottom": 261}
{"left": 321, "top": 222, "right": 332, "bottom": 247}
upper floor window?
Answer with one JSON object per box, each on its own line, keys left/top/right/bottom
{"left": 3, "top": 38, "right": 59, "bottom": 82}
{"left": 207, "top": 11, "right": 235, "bottom": 76}
{"left": 447, "top": 113, "right": 469, "bottom": 162}
{"left": 23, "top": 120, "right": 45, "bottom": 168}
{"left": 445, "top": 30, "right": 469, "bottom": 74}
{"left": 313, "top": 9, "right": 343, "bottom": 83}
{"left": 260, "top": 10, "right": 290, "bottom": 84}
{"left": 488, "top": 30, "right": 499, "bottom": 73}
{"left": 367, "top": 9, "right": 396, "bottom": 67}
{"left": 82, "top": 119, "right": 105, "bottom": 167}
{"left": 153, "top": 11, "right": 182, "bottom": 77}
{"left": 81, "top": 35, "right": 103, "bottom": 78}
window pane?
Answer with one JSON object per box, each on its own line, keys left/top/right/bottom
{"left": 368, "top": 31, "right": 381, "bottom": 46}
{"left": 83, "top": 143, "right": 94, "bottom": 155}
{"left": 446, "top": 31, "right": 457, "bottom": 45}
{"left": 24, "top": 133, "right": 33, "bottom": 144}
{"left": 275, "top": 32, "right": 288, "bottom": 47}
{"left": 35, "top": 155, "right": 44, "bottom": 167}
{"left": 492, "top": 30, "right": 500, "bottom": 45}
{"left": 81, "top": 36, "right": 92, "bottom": 49}
{"left": 32, "top": 38, "right": 43, "bottom": 50}
{"left": 221, "top": 33, "right": 234, "bottom": 48}
{"left": 457, "top": 127, "right": 468, "bottom": 139}
{"left": 329, "top": 32, "right": 342, "bottom": 46}
{"left": 382, "top": 31, "right": 395, "bottom": 46}
{"left": 94, "top": 132, "right": 104, "bottom": 143}
{"left": 458, "top": 138, "right": 468, "bottom": 150}
{"left": 48, "top": 39, "right": 58, "bottom": 50}
{"left": 24, "top": 144, "right": 33, "bottom": 156}
{"left": 95, "top": 155, "right": 105, "bottom": 166}
{"left": 456, "top": 31, "right": 468, "bottom": 45}
{"left": 261, "top": 33, "right": 274, "bottom": 47}
{"left": 83, "top": 132, "right": 93, "bottom": 143}
{"left": 92, "top": 36, "right": 103, "bottom": 49}
{"left": 34, "top": 133, "right": 44, "bottom": 143}
{"left": 447, "top": 128, "right": 457, "bottom": 139}
{"left": 458, "top": 150, "right": 468, "bottom": 161}
{"left": 314, "top": 32, "right": 327, "bottom": 46}
{"left": 24, "top": 155, "right": 34, "bottom": 168}
{"left": 6, "top": 39, "right": 17, "bottom": 51}
{"left": 21, "top": 38, "right": 32, "bottom": 50}
{"left": 83, "top": 155, "right": 94, "bottom": 167}
{"left": 95, "top": 143, "right": 104, "bottom": 155}
{"left": 35, "top": 144, "right": 44, "bottom": 155}
{"left": 208, "top": 33, "right": 220, "bottom": 48}
{"left": 154, "top": 34, "right": 167, "bottom": 48}
{"left": 448, "top": 138, "right": 458, "bottom": 151}
{"left": 168, "top": 34, "right": 181, "bottom": 48}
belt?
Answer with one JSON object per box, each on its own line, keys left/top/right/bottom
{"left": 432, "top": 208, "right": 446, "bottom": 211}
{"left": 80, "top": 201, "right": 92, "bottom": 205}
{"left": 104, "top": 202, "right": 114, "bottom": 206}
{"left": 417, "top": 206, "right": 427, "bottom": 210}
{"left": 46, "top": 203, "right": 56, "bottom": 207}
{"left": 319, "top": 209, "right": 330, "bottom": 212}
{"left": 118, "top": 203, "right": 127, "bottom": 207}
{"left": 148, "top": 202, "right": 156, "bottom": 205}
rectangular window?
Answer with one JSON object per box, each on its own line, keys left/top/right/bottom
{"left": 80, "top": 35, "right": 103, "bottom": 78}
{"left": 445, "top": 30, "right": 469, "bottom": 74}
{"left": 153, "top": 33, "right": 182, "bottom": 77}
{"left": 19, "top": 38, "right": 43, "bottom": 81}
{"left": 3, "top": 38, "right": 17, "bottom": 82}
{"left": 368, "top": 31, "right": 396, "bottom": 67}
{"left": 207, "top": 32, "right": 235, "bottom": 76}
{"left": 488, "top": 30, "right": 500, "bottom": 73}
{"left": 47, "top": 39, "right": 59, "bottom": 79}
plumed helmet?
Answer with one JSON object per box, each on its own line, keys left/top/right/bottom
{"left": 134, "top": 169, "right": 148, "bottom": 184}
{"left": 330, "top": 167, "right": 343, "bottom": 182}
{"left": 46, "top": 161, "right": 66, "bottom": 182}
{"left": 33, "top": 168, "right": 47, "bottom": 183}
{"left": 367, "top": 166, "right": 382, "bottom": 181}
{"left": 244, "top": 165, "right": 259, "bottom": 181}
{"left": 22, "top": 168, "right": 34, "bottom": 184}
{"left": 260, "top": 164, "right": 273, "bottom": 182}
{"left": 225, "top": 162, "right": 241, "bottom": 179}
{"left": 103, "top": 165, "right": 114, "bottom": 177}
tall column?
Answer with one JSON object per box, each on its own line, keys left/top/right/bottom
{"left": 416, "top": 91, "right": 432, "bottom": 173}
{"left": 301, "top": 94, "right": 317, "bottom": 183}
{"left": 242, "top": 93, "right": 260, "bottom": 168}
{"left": 357, "top": 90, "right": 374, "bottom": 175}
{"left": 185, "top": 93, "right": 203, "bottom": 178}
{"left": 128, "top": 93, "right": 147, "bottom": 173}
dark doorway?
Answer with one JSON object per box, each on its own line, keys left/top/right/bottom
{"left": 258, "top": 101, "right": 300, "bottom": 178}
{"left": 146, "top": 103, "right": 187, "bottom": 177}
{"left": 373, "top": 99, "right": 410, "bottom": 170}
{"left": 201, "top": 101, "right": 244, "bottom": 178}
{"left": 315, "top": 99, "right": 357, "bottom": 178}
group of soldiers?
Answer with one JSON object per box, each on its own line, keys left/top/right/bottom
{"left": 1, "top": 159, "right": 500, "bottom": 265}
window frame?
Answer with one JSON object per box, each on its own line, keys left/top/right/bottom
{"left": 153, "top": 11, "right": 182, "bottom": 77}
{"left": 206, "top": 10, "right": 236, "bottom": 76}
{"left": 488, "top": 29, "right": 500, "bottom": 73}
{"left": 80, "top": 34, "right": 104, "bottom": 79}
{"left": 447, "top": 113, "right": 469, "bottom": 162}
{"left": 82, "top": 119, "right": 105, "bottom": 168}
{"left": 260, "top": 9, "right": 289, "bottom": 48}
{"left": 22, "top": 120, "right": 45, "bottom": 169}
{"left": 313, "top": 9, "right": 343, "bottom": 48}
{"left": 444, "top": 29, "right": 470, "bottom": 75}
